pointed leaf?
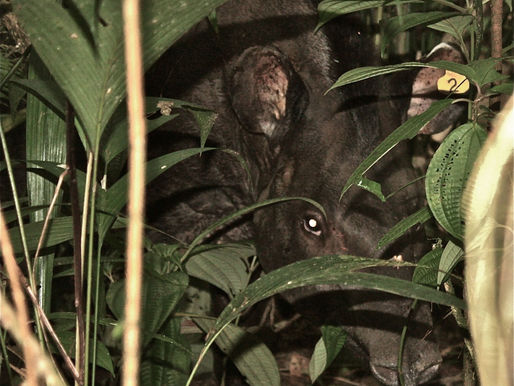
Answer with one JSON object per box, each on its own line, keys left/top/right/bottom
{"left": 412, "top": 248, "right": 443, "bottom": 287}
{"left": 378, "top": 206, "right": 432, "bottom": 248}
{"left": 309, "top": 325, "right": 347, "bottom": 383}
{"left": 106, "top": 270, "right": 188, "bottom": 347}
{"left": 186, "top": 243, "right": 255, "bottom": 297}
{"left": 437, "top": 240, "right": 463, "bottom": 286}
{"left": 341, "top": 99, "right": 453, "bottom": 198}
{"left": 194, "top": 318, "right": 280, "bottom": 386}
{"left": 428, "top": 15, "right": 473, "bottom": 42}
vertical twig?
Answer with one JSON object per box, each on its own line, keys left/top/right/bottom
{"left": 490, "top": 0, "right": 503, "bottom": 110}
{"left": 121, "top": 0, "right": 147, "bottom": 384}
{"left": 66, "top": 100, "right": 86, "bottom": 386}
{"left": 0, "top": 208, "right": 37, "bottom": 385}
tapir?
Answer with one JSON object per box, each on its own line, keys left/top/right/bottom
{"left": 145, "top": 0, "right": 463, "bottom": 384}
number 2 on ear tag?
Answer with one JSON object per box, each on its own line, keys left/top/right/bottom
{"left": 437, "top": 70, "right": 470, "bottom": 94}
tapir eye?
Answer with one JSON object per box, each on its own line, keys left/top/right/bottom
{"left": 303, "top": 217, "right": 322, "bottom": 237}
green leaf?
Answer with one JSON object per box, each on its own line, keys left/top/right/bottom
{"left": 97, "top": 148, "right": 215, "bottom": 238}
{"left": 106, "top": 270, "right": 188, "bottom": 347}
{"left": 427, "top": 15, "right": 473, "bottom": 42}
{"left": 412, "top": 248, "right": 443, "bottom": 287}
{"left": 309, "top": 326, "right": 347, "bottom": 383}
{"left": 141, "top": 318, "right": 192, "bottom": 386}
{"left": 426, "top": 123, "right": 487, "bottom": 240}
{"left": 341, "top": 99, "right": 453, "bottom": 198}
{"left": 488, "top": 82, "right": 513, "bottom": 95}
{"left": 317, "top": 0, "right": 385, "bottom": 30}
{"left": 329, "top": 61, "right": 474, "bottom": 91}
{"left": 377, "top": 207, "right": 432, "bottom": 249}
{"left": 186, "top": 243, "right": 255, "bottom": 297}
{"left": 215, "top": 255, "right": 466, "bottom": 331}
{"left": 468, "top": 58, "right": 509, "bottom": 87}
{"left": 381, "top": 12, "right": 458, "bottom": 55}
{"left": 357, "top": 177, "right": 385, "bottom": 202}
{"left": 52, "top": 330, "right": 114, "bottom": 375}
{"left": 13, "top": 0, "right": 229, "bottom": 148}
{"left": 437, "top": 240, "right": 464, "bottom": 286}
{"left": 10, "top": 78, "right": 66, "bottom": 119}
{"left": 194, "top": 318, "right": 280, "bottom": 386}
{"left": 8, "top": 216, "right": 74, "bottom": 255}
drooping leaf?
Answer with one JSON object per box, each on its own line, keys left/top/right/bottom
{"left": 329, "top": 60, "right": 474, "bottom": 91}
{"left": 426, "top": 123, "right": 487, "bottom": 240}
{"left": 341, "top": 100, "right": 453, "bottom": 198}
{"left": 378, "top": 206, "right": 432, "bottom": 249}
{"left": 357, "top": 177, "right": 386, "bottom": 202}
{"left": 437, "top": 240, "right": 464, "bottom": 286}
{"left": 194, "top": 318, "right": 280, "bottom": 386}
{"left": 215, "top": 255, "right": 466, "bottom": 331}
{"left": 309, "top": 325, "right": 347, "bottom": 383}
{"left": 106, "top": 270, "right": 188, "bottom": 347}
{"left": 140, "top": 318, "right": 192, "bottom": 386}
{"left": 10, "top": 78, "right": 66, "bottom": 119}
{"left": 412, "top": 248, "right": 443, "bottom": 287}
{"left": 317, "top": 0, "right": 385, "bottom": 30}
{"left": 468, "top": 58, "right": 509, "bottom": 87}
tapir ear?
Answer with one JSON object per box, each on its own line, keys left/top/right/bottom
{"left": 229, "top": 45, "right": 308, "bottom": 140}
{"left": 408, "top": 43, "right": 467, "bottom": 134}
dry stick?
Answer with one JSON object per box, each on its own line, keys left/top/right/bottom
{"left": 0, "top": 292, "right": 66, "bottom": 386}
{"left": 490, "top": 0, "right": 503, "bottom": 109}
{"left": 121, "top": 0, "right": 147, "bottom": 384}
{"left": 0, "top": 208, "right": 38, "bottom": 385}
{"left": 66, "top": 100, "right": 86, "bottom": 386}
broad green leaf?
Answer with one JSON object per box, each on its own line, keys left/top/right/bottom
{"left": 427, "top": 15, "right": 473, "bottom": 42}
{"left": 141, "top": 318, "right": 192, "bottom": 386}
{"left": 381, "top": 12, "right": 458, "bottom": 55}
{"left": 341, "top": 99, "right": 453, "bottom": 198}
{"left": 412, "top": 248, "right": 443, "bottom": 287}
{"left": 426, "top": 123, "right": 486, "bottom": 240}
{"left": 329, "top": 61, "right": 474, "bottom": 91}
{"left": 194, "top": 318, "right": 280, "bottom": 386}
{"left": 14, "top": 0, "right": 229, "bottom": 148}
{"left": 437, "top": 240, "right": 463, "bottom": 286}
{"left": 186, "top": 243, "right": 255, "bottom": 297}
{"left": 309, "top": 325, "right": 347, "bottom": 383}
{"left": 215, "top": 255, "right": 466, "bottom": 331}
{"left": 97, "top": 148, "right": 215, "bottom": 238}
{"left": 468, "top": 58, "right": 509, "bottom": 87}
{"left": 8, "top": 216, "right": 74, "bottom": 255}
{"left": 377, "top": 207, "right": 432, "bottom": 249}
{"left": 106, "top": 270, "right": 188, "bottom": 347}
{"left": 52, "top": 330, "right": 114, "bottom": 375}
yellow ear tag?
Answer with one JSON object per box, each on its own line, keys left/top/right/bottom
{"left": 437, "top": 70, "right": 470, "bottom": 94}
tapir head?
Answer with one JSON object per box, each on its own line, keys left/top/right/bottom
{"left": 227, "top": 41, "right": 461, "bottom": 384}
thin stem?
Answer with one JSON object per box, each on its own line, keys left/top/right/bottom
{"left": 0, "top": 117, "right": 44, "bottom": 344}
{"left": 0, "top": 326, "right": 15, "bottom": 384}
{"left": 0, "top": 46, "right": 30, "bottom": 91}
